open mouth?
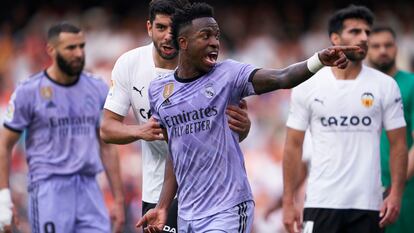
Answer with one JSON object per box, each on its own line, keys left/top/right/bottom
{"left": 161, "top": 45, "right": 175, "bottom": 55}
{"left": 204, "top": 51, "right": 218, "bottom": 66}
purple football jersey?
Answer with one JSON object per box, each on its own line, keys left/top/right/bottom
{"left": 149, "top": 59, "right": 258, "bottom": 220}
{"left": 3, "top": 71, "right": 108, "bottom": 185}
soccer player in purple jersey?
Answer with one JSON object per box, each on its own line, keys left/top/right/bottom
{"left": 136, "top": 2, "right": 359, "bottom": 233}
{"left": 0, "top": 23, "right": 124, "bottom": 233}
{"left": 100, "top": 1, "right": 251, "bottom": 232}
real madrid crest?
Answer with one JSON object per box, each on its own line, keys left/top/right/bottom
{"left": 203, "top": 83, "right": 215, "bottom": 98}
{"left": 361, "top": 92, "right": 374, "bottom": 108}
{"left": 163, "top": 82, "right": 174, "bottom": 99}
{"left": 40, "top": 86, "right": 53, "bottom": 100}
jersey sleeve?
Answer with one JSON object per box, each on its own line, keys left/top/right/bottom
{"left": 104, "top": 56, "right": 131, "bottom": 116}
{"left": 229, "top": 60, "right": 258, "bottom": 99}
{"left": 382, "top": 79, "right": 406, "bottom": 130}
{"left": 3, "top": 84, "right": 33, "bottom": 132}
{"left": 286, "top": 87, "right": 310, "bottom": 131}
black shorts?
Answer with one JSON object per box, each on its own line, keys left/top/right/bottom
{"left": 303, "top": 208, "right": 383, "bottom": 233}
{"left": 142, "top": 199, "right": 178, "bottom": 233}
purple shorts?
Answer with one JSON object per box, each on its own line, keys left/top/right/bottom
{"left": 28, "top": 174, "right": 110, "bottom": 233}
{"left": 178, "top": 200, "right": 254, "bottom": 233}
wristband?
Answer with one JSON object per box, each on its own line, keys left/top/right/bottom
{"left": 0, "top": 188, "right": 13, "bottom": 231}
{"left": 307, "top": 53, "right": 324, "bottom": 74}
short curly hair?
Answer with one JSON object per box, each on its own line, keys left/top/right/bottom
{"left": 328, "top": 5, "right": 374, "bottom": 36}
{"left": 171, "top": 2, "right": 214, "bottom": 49}
{"left": 148, "top": 0, "right": 189, "bottom": 23}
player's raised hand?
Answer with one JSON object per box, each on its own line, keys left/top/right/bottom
{"left": 318, "top": 46, "right": 361, "bottom": 69}
{"left": 136, "top": 208, "right": 167, "bottom": 233}
{"left": 137, "top": 117, "right": 164, "bottom": 141}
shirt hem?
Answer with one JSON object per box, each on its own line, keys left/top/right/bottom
{"left": 178, "top": 195, "right": 253, "bottom": 221}
{"left": 304, "top": 203, "right": 380, "bottom": 211}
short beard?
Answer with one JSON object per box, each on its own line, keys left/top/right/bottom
{"left": 154, "top": 43, "right": 178, "bottom": 60}
{"left": 344, "top": 51, "right": 366, "bottom": 62}
{"left": 57, "top": 53, "right": 84, "bottom": 76}
{"left": 371, "top": 60, "right": 395, "bottom": 74}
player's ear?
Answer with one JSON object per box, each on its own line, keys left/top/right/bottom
{"left": 330, "top": 33, "right": 340, "bottom": 46}
{"left": 178, "top": 36, "right": 187, "bottom": 50}
{"left": 147, "top": 20, "right": 153, "bottom": 37}
{"left": 46, "top": 42, "right": 56, "bottom": 58}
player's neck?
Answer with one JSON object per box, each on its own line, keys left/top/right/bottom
{"left": 386, "top": 66, "right": 398, "bottom": 77}
{"left": 46, "top": 65, "right": 79, "bottom": 85}
{"left": 176, "top": 56, "right": 204, "bottom": 79}
{"left": 331, "top": 61, "right": 362, "bottom": 80}
{"left": 153, "top": 47, "right": 177, "bottom": 70}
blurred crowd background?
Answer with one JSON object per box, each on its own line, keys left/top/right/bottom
{"left": 1, "top": 0, "right": 414, "bottom": 232}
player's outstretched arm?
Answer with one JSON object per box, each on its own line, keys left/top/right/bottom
{"left": 136, "top": 138, "right": 176, "bottom": 232}
{"left": 0, "top": 127, "right": 21, "bottom": 233}
{"left": 98, "top": 130, "right": 125, "bottom": 233}
{"left": 100, "top": 109, "right": 164, "bottom": 144}
{"left": 226, "top": 99, "right": 251, "bottom": 142}
{"left": 251, "top": 46, "right": 360, "bottom": 94}
{"left": 282, "top": 127, "right": 306, "bottom": 233}
{"left": 380, "top": 127, "right": 407, "bottom": 228}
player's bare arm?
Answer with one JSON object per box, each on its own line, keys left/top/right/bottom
{"left": 0, "top": 128, "right": 21, "bottom": 232}
{"left": 98, "top": 130, "right": 125, "bottom": 233}
{"left": 100, "top": 109, "right": 164, "bottom": 144}
{"left": 380, "top": 127, "right": 407, "bottom": 227}
{"left": 251, "top": 46, "right": 360, "bottom": 94}
{"left": 282, "top": 127, "right": 306, "bottom": 233}
{"left": 136, "top": 140, "right": 177, "bottom": 232}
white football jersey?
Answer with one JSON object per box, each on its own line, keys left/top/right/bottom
{"left": 104, "top": 43, "right": 173, "bottom": 203}
{"left": 287, "top": 66, "right": 406, "bottom": 211}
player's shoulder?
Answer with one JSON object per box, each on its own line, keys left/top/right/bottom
{"left": 397, "top": 70, "right": 413, "bottom": 76}
{"left": 295, "top": 67, "right": 328, "bottom": 90}
{"left": 363, "top": 65, "right": 392, "bottom": 81}
{"left": 151, "top": 72, "right": 174, "bottom": 86}
{"left": 211, "top": 59, "right": 254, "bottom": 77}
{"left": 215, "top": 59, "right": 244, "bottom": 69}
{"left": 397, "top": 70, "right": 414, "bottom": 92}
{"left": 290, "top": 67, "right": 330, "bottom": 99}
{"left": 116, "top": 43, "right": 152, "bottom": 65}
{"left": 362, "top": 66, "right": 399, "bottom": 92}
{"left": 397, "top": 70, "right": 414, "bottom": 82}
{"left": 81, "top": 72, "right": 108, "bottom": 89}
{"left": 148, "top": 73, "right": 174, "bottom": 101}
{"left": 81, "top": 71, "right": 106, "bottom": 84}
{"left": 15, "top": 71, "right": 46, "bottom": 92}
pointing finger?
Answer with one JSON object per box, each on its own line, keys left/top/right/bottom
{"left": 333, "top": 45, "right": 360, "bottom": 52}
